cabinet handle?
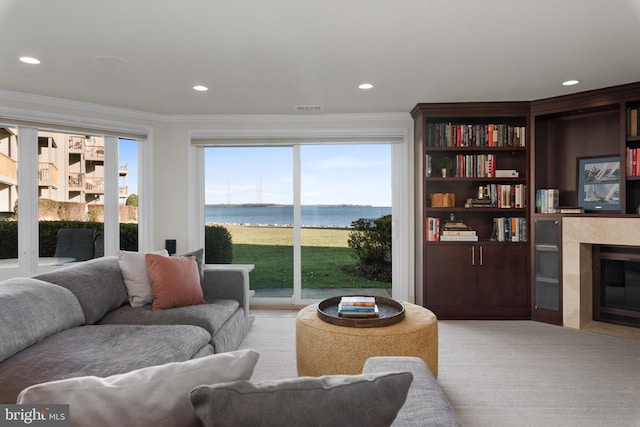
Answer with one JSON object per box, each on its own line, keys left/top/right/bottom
{"left": 480, "top": 245, "right": 483, "bottom": 266}
{"left": 471, "top": 246, "right": 475, "bottom": 266}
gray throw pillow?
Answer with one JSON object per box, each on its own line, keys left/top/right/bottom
{"left": 178, "top": 248, "right": 205, "bottom": 286}
{"left": 190, "top": 371, "right": 413, "bottom": 427}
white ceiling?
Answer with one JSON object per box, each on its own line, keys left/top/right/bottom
{"left": 2, "top": 0, "right": 640, "bottom": 116}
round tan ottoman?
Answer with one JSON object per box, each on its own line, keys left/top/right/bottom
{"left": 296, "top": 301, "right": 438, "bottom": 378}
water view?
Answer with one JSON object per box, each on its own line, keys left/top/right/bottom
{"left": 205, "top": 204, "right": 391, "bottom": 228}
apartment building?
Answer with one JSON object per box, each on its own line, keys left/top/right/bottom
{"left": 0, "top": 128, "right": 129, "bottom": 217}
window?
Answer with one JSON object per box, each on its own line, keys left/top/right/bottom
{"left": 0, "top": 125, "right": 142, "bottom": 274}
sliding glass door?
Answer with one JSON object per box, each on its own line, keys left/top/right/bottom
{"left": 204, "top": 143, "right": 392, "bottom": 303}
{"left": 204, "top": 146, "right": 294, "bottom": 298}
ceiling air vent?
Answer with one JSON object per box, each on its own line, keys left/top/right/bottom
{"left": 294, "top": 105, "right": 323, "bottom": 112}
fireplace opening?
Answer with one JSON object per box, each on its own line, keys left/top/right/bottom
{"left": 593, "top": 245, "right": 640, "bottom": 328}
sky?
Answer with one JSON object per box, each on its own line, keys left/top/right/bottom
{"left": 204, "top": 144, "right": 392, "bottom": 206}
{"left": 118, "top": 138, "right": 138, "bottom": 195}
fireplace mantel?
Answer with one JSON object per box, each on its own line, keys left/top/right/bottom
{"left": 562, "top": 217, "right": 640, "bottom": 333}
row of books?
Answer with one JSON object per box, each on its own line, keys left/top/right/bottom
{"left": 476, "top": 184, "right": 527, "bottom": 209}
{"left": 492, "top": 217, "right": 527, "bottom": 242}
{"left": 426, "top": 217, "right": 528, "bottom": 242}
{"left": 427, "top": 154, "right": 497, "bottom": 178}
{"left": 426, "top": 218, "right": 478, "bottom": 241}
{"left": 535, "top": 189, "right": 559, "bottom": 213}
{"left": 626, "top": 147, "right": 640, "bottom": 176}
{"left": 337, "top": 296, "right": 379, "bottom": 318}
{"left": 425, "top": 123, "right": 526, "bottom": 148}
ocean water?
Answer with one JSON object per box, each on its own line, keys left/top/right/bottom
{"left": 205, "top": 205, "right": 391, "bottom": 228}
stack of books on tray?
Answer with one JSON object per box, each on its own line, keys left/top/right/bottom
{"left": 440, "top": 220, "right": 478, "bottom": 241}
{"left": 338, "top": 296, "right": 379, "bottom": 318}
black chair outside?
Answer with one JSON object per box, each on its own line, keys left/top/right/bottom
{"left": 54, "top": 228, "right": 99, "bottom": 261}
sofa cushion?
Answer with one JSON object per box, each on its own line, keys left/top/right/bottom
{"left": 0, "top": 324, "right": 212, "bottom": 404}
{"left": 363, "top": 356, "right": 462, "bottom": 427}
{"left": 99, "top": 299, "right": 239, "bottom": 343}
{"left": 17, "top": 349, "right": 259, "bottom": 427}
{"left": 117, "top": 249, "right": 169, "bottom": 307}
{"left": 146, "top": 253, "right": 206, "bottom": 310}
{"left": 33, "top": 256, "right": 129, "bottom": 324}
{"left": 0, "top": 278, "right": 85, "bottom": 363}
{"left": 178, "top": 248, "right": 204, "bottom": 286}
{"left": 190, "top": 371, "right": 413, "bottom": 427}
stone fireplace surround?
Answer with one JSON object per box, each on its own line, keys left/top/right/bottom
{"left": 562, "top": 217, "right": 640, "bottom": 339}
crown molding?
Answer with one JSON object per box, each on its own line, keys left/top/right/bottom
{"left": 0, "top": 89, "right": 411, "bottom": 124}
{"left": 164, "top": 112, "right": 412, "bottom": 123}
{"left": 0, "top": 89, "right": 161, "bottom": 122}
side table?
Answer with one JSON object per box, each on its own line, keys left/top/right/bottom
{"left": 295, "top": 301, "right": 438, "bottom": 378}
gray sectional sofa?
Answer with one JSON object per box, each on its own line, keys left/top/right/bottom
{"left": 0, "top": 255, "right": 252, "bottom": 404}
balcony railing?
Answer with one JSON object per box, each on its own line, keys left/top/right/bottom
{"left": 68, "top": 136, "right": 84, "bottom": 151}
{"left": 85, "top": 146, "right": 105, "bottom": 160}
{"left": 85, "top": 177, "right": 105, "bottom": 192}
{"left": 119, "top": 185, "right": 129, "bottom": 197}
{"left": 38, "top": 162, "right": 59, "bottom": 184}
{"left": 68, "top": 172, "right": 84, "bottom": 189}
{"left": 0, "top": 153, "right": 17, "bottom": 182}
{"left": 119, "top": 163, "right": 128, "bottom": 175}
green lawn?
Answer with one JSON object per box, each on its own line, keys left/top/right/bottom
{"left": 224, "top": 224, "right": 391, "bottom": 290}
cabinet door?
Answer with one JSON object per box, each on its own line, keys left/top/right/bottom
{"left": 476, "top": 244, "right": 529, "bottom": 309}
{"left": 532, "top": 219, "right": 562, "bottom": 324}
{"left": 425, "top": 244, "right": 476, "bottom": 310}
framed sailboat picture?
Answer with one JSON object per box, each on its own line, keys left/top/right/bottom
{"left": 577, "top": 155, "right": 621, "bottom": 212}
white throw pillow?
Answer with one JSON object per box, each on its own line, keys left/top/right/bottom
{"left": 17, "top": 349, "right": 260, "bottom": 427}
{"left": 117, "top": 249, "right": 169, "bottom": 307}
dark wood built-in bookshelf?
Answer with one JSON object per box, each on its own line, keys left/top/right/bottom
{"left": 413, "top": 82, "right": 640, "bottom": 324}
{"left": 412, "top": 102, "right": 531, "bottom": 319}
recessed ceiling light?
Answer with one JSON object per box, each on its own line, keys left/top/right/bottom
{"left": 19, "top": 56, "right": 40, "bottom": 65}
{"left": 358, "top": 83, "right": 373, "bottom": 90}
{"left": 562, "top": 79, "right": 580, "bottom": 86}
{"left": 193, "top": 85, "right": 208, "bottom": 92}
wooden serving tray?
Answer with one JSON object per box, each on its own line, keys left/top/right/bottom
{"left": 316, "top": 295, "right": 405, "bottom": 328}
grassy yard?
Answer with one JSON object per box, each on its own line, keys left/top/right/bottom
{"left": 223, "top": 224, "right": 391, "bottom": 290}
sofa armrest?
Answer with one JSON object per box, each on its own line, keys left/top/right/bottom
{"left": 202, "top": 265, "right": 252, "bottom": 313}
{"left": 363, "top": 356, "right": 461, "bottom": 427}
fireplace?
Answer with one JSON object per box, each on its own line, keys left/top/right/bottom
{"left": 562, "top": 217, "right": 640, "bottom": 332}
{"left": 593, "top": 245, "right": 640, "bottom": 327}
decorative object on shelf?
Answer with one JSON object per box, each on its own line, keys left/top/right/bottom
{"left": 439, "top": 156, "right": 453, "bottom": 177}
{"left": 430, "top": 193, "right": 455, "bottom": 207}
{"left": 577, "top": 155, "right": 621, "bottom": 212}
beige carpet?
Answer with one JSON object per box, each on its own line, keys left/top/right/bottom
{"left": 238, "top": 309, "right": 640, "bottom": 427}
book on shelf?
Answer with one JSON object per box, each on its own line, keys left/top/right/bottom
{"left": 556, "top": 206, "right": 584, "bottom": 214}
{"left": 442, "top": 220, "right": 471, "bottom": 229}
{"left": 440, "top": 235, "right": 479, "bottom": 241}
{"left": 628, "top": 107, "right": 639, "bottom": 137}
{"left": 441, "top": 229, "right": 477, "bottom": 236}
{"left": 495, "top": 169, "right": 519, "bottom": 178}
{"left": 339, "top": 296, "right": 376, "bottom": 307}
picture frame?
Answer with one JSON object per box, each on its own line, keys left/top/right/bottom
{"left": 576, "top": 155, "right": 621, "bottom": 212}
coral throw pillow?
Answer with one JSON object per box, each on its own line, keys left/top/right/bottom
{"left": 145, "top": 254, "right": 206, "bottom": 310}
